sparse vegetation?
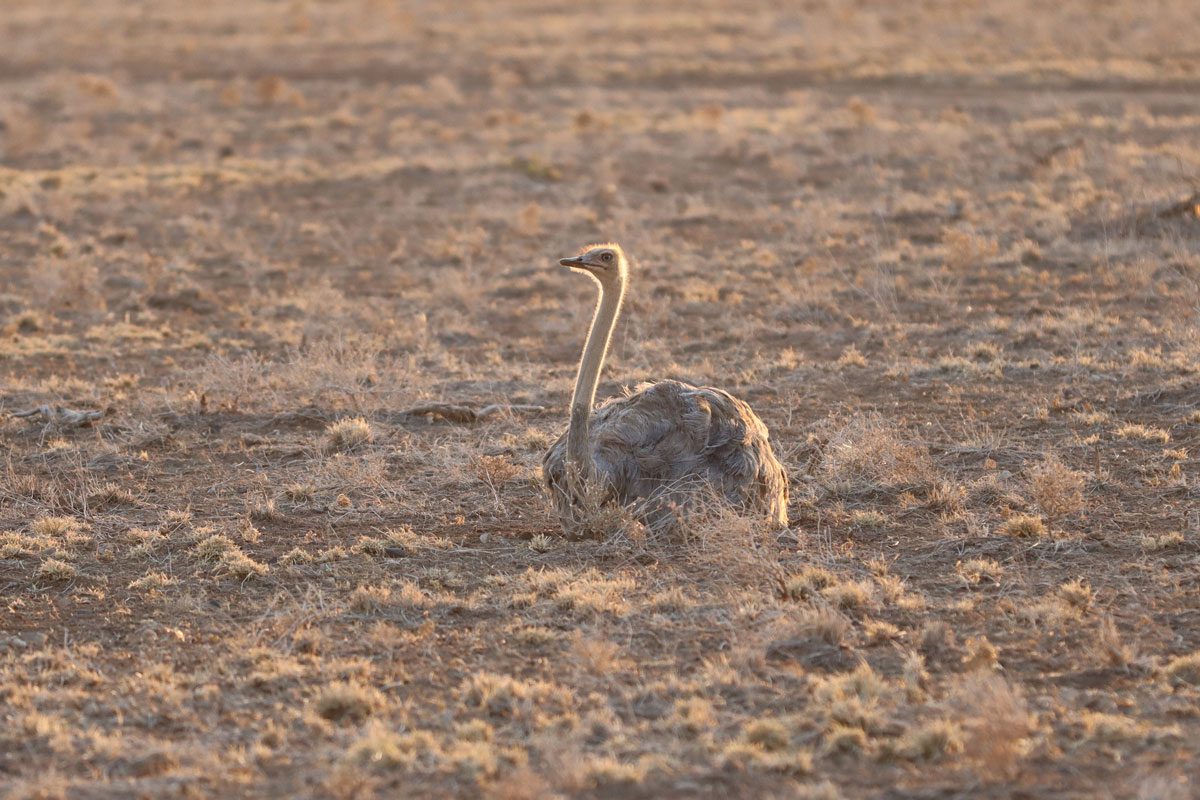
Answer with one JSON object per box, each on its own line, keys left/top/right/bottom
{"left": 323, "top": 417, "right": 373, "bottom": 453}
{"left": 0, "top": 1, "right": 1197, "bottom": 797}
{"left": 1000, "top": 514, "right": 1048, "bottom": 538}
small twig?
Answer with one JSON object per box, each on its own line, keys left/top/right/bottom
{"left": 11, "top": 405, "right": 106, "bottom": 426}
{"left": 398, "top": 403, "right": 545, "bottom": 424}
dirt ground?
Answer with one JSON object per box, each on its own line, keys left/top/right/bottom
{"left": 1, "top": 1, "right": 1199, "bottom": 797}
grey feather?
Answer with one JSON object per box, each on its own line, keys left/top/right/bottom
{"left": 544, "top": 380, "right": 789, "bottom": 531}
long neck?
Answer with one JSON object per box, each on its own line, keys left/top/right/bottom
{"left": 566, "top": 277, "right": 625, "bottom": 478}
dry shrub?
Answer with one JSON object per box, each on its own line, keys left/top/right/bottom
{"left": 30, "top": 516, "right": 83, "bottom": 538}
{"left": 313, "top": 682, "right": 382, "bottom": 724}
{"left": 459, "top": 672, "right": 571, "bottom": 720}
{"left": 783, "top": 605, "right": 852, "bottom": 648}
{"left": 1090, "top": 616, "right": 1138, "bottom": 669}
{"left": 484, "top": 767, "right": 552, "bottom": 800}
{"left": 823, "top": 578, "right": 877, "bottom": 612}
{"left": 323, "top": 417, "right": 373, "bottom": 453}
{"left": 743, "top": 718, "right": 790, "bottom": 752}
{"left": 1116, "top": 423, "right": 1171, "bottom": 444}
{"left": 528, "top": 534, "right": 554, "bottom": 553}
{"left": 28, "top": 257, "right": 106, "bottom": 314}
{"left": 1058, "top": 578, "right": 1094, "bottom": 612}
{"left": 957, "top": 558, "right": 1004, "bottom": 585}
{"left": 814, "top": 414, "right": 936, "bottom": 496}
{"left": 197, "top": 334, "right": 415, "bottom": 414}
{"left": 962, "top": 636, "right": 999, "bottom": 672}
{"left": 896, "top": 719, "right": 964, "bottom": 761}
{"left": 553, "top": 571, "right": 634, "bottom": 617}
{"left": 918, "top": 621, "right": 958, "bottom": 663}
{"left": 951, "top": 673, "right": 1034, "bottom": 779}
{"left": 629, "top": 497, "right": 778, "bottom": 592}
{"left": 901, "top": 651, "right": 930, "bottom": 701}
{"left": 1027, "top": 454, "right": 1085, "bottom": 522}
{"left": 342, "top": 721, "right": 440, "bottom": 771}
{"left": 781, "top": 565, "right": 837, "bottom": 601}
{"left": 219, "top": 549, "right": 269, "bottom": 580}
{"left": 1080, "top": 712, "right": 1147, "bottom": 744}
{"left": 1000, "top": 514, "right": 1047, "bottom": 538}
{"left": 349, "top": 584, "right": 392, "bottom": 613}
{"left": 568, "top": 632, "right": 622, "bottom": 675}
{"left": 193, "top": 534, "right": 236, "bottom": 561}
{"left": 128, "top": 571, "right": 176, "bottom": 593}
{"left": 36, "top": 558, "right": 76, "bottom": 581}
{"left": 822, "top": 723, "right": 867, "bottom": 755}
{"left": 943, "top": 227, "right": 1000, "bottom": 271}
{"left": 554, "top": 465, "right": 644, "bottom": 544}
{"left": 1163, "top": 652, "right": 1200, "bottom": 688}
{"left": 87, "top": 482, "right": 137, "bottom": 509}
{"left": 967, "top": 473, "right": 1025, "bottom": 511}
{"left": 724, "top": 717, "right": 814, "bottom": 775}
{"left": 669, "top": 697, "right": 716, "bottom": 736}
{"left": 836, "top": 345, "right": 868, "bottom": 368}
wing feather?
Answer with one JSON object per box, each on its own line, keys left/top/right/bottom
{"left": 544, "top": 379, "right": 788, "bottom": 530}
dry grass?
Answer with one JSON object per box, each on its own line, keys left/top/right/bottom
{"left": 323, "top": 417, "right": 374, "bottom": 453}
{"left": 0, "top": 0, "right": 1198, "bottom": 797}
{"left": 999, "top": 514, "right": 1048, "bottom": 538}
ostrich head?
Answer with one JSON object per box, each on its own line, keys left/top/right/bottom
{"left": 559, "top": 243, "right": 628, "bottom": 287}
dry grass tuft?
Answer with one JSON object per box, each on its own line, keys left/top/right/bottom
{"left": 323, "top": 417, "right": 373, "bottom": 453}
{"left": 342, "top": 722, "right": 442, "bottom": 772}
{"left": 1090, "top": 616, "right": 1138, "bottom": 669}
{"left": 30, "top": 516, "right": 82, "bottom": 538}
{"left": 1140, "top": 531, "right": 1185, "bottom": 551}
{"left": 313, "top": 682, "right": 382, "bottom": 724}
{"left": 87, "top": 482, "right": 138, "bottom": 508}
{"left": 815, "top": 414, "right": 935, "bottom": 495}
{"left": 781, "top": 566, "right": 837, "bottom": 601}
{"left": 822, "top": 723, "right": 868, "bottom": 755}
{"left": 1080, "top": 712, "right": 1148, "bottom": 743}
{"left": 36, "top": 558, "right": 77, "bottom": 581}
{"left": 952, "top": 673, "right": 1034, "bottom": 779}
{"left": 1163, "top": 652, "right": 1200, "bottom": 687}
{"left": 349, "top": 584, "right": 392, "bottom": 613}
{"left": 1058, "top": 578, "right": 1094, "bottom": 612}
{"left": 1000, "top": 514, "right": 1047, "bottom": 538}
{"left": 836, "top": 345, "right": 868, "bottom": 368}
{"left": 128, "top": 571, "right": 176, "bottom": 592}
{"left": 1027, "top": 454, "right": 1085, "bottom": 522}
{"left": 896, "top": 719, "right": 965, "bottom": 760}
{"left": 193, "top": 534, "right": 237, "bottom": 561}
{"left": 1115, "top": 423, "right": 1171, "bottom": 443}
{"left": 943, "top": 228, "right": 1000, "bottom": 271}
{"left": 957, "top": 558, "right": 1004, "bottom": 585}
{"left": 528, "top": 533, "right": 555, "bottom": 553}
{"left": 962, "top": 636, "right": 999, "bottom": 672}
{"left": 669, "top": 697, "right": 716, "bottom": 735}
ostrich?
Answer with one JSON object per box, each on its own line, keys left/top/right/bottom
{"left": 542, "top": 243, "right": 789, "bottom": 535}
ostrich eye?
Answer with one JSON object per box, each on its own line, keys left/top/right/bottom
{"left": 600, "top": 252, "right": 613, "bottom": 263}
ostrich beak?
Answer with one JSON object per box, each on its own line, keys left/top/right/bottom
{"left": 559, "top": 255, "right": 587, "bottom": 269}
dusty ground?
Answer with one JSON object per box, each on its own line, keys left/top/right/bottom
{"left": 1, "top": 1, "right": 1199, "bottom": 797}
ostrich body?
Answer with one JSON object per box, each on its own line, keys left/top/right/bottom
{"left": 543, "top": 243, "right": 788, "bottom": 533}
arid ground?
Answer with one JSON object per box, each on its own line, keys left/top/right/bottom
{"left": 1, "top": 1, "right": 1199, "bottom": 797}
